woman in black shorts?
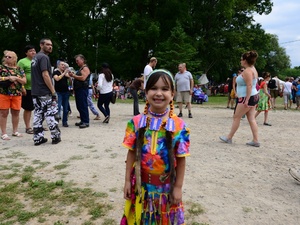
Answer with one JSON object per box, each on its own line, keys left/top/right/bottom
{"left": 220, "top": 50, "right": 260, "bottom": 147}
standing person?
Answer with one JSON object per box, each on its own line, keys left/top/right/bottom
{"left": 175, "top": 63, "right": 194, "bottom": 118}
{"left": 268, "top": 75, "right": 281, "bottom": 109}
{"left": 128, "top": 76, "right": 144, "bottom": 116}
{"left": 226, "top": 73, "right": 236, "bottom": 109}
{"left": 295, "top": 79, "right": 300, "bottom": 110}
{"left": 0, "top": 50, "right": 26, "bottom": 140}
{"left": 255, "top": 72, "right": 272, "bottom": 125}
{"left": 69, "top": 54, "right": 90, "bottom": 128}
{"left": 53, "top": 60, "right": 71, "bottom": 127}
{"left": 143, "top": 57, "right": 157, "bottom": 88}
{"left": 31, "top": 38, "right": 61, "bottom": 145}
{"left": 121, "top": 69, "right": 190, "bottom": 224}
{"left": 220, "top": 50, "right": 260, "bottom": 147}
{"left": 96, "top": 63, "right": 113, "bottom": 123}
{"left": 87, "top": 73, "right": 101, "bottom": 120}
{"left": 282, "top": 77, "right": 293, "bottom": 110}
{"left": 17, "top": 45, "right": 36, "bottom": 134}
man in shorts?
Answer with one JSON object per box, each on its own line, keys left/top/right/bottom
{"left": 31, "top": 38, "right": 61, "bottom": 145}
{"left": 175, "top": 63, "right": 194, "bottom": 118}
{"left": 17, "top": 45, "right": 36, "bottom": 134}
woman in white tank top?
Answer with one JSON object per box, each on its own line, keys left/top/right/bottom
{"left": 220, "top": 50, "right": 260, "bottom": 147}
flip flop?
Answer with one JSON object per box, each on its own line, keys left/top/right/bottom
{"left": 25, "top": 128, "right": 34, "bottom": 134}
{"left": 1, "top": 134, "right": 10, "bottom": 140}
{"left": 43, "top": 127, "right": 49, "bottom": 131}
{"left": 12, "top": 132, "right": 23, "bottom": 137}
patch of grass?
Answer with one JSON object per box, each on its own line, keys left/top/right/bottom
{"left": 90, "top": 149, "right": 98, "bottom": 153}
{"left": 82, "top": 221, "right": 94, "bottom": 225}
{"left": 53, "top": 163, "right": 69, "bottom": 170}
{"left": 89, "top": 203, "right": 113, "bottom": 220}
{"left": 69, "top": 155, "right": 84, "bottom": 161}
{"left": 84, "top": 145, "right": 95, "bottom": 149}
{"left": 242, "top": 206, "right": 253, "bottom": 213}
{"left": 5, "top": 151, "right": 26, "bottom": 159}
{"left": 3, "top": 173, "right": 18, "bottom": 179}
{"left": 110, "top": 153, "right": 117, "bottom": 159}
{"left": 105, "top": 149, "right": 112, "bottom": 153}
{"left": 23, "top": 166, "right": 35, "bottom": 173}
{"left": 32, "top": 160, "right": 50, "bottom": 169}
{"left": 109, "top": 188, "right": 117, "bottom": 193}
{"left": 187, "top": 202, "right": 205, "bottom": 216}
{"left": 102, "top": 218, "right": 117, "bottom": 225}
{"left": 0, "top": 170, "right": 112, "bottom": 224}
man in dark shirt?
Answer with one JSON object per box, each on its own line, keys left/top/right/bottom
{"left": 31, "top": 38, "right": 61, "bottom": 145}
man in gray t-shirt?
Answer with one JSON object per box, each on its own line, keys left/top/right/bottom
{"left": 31, "top": 38, "right": 61, "bottom": 146}
{"left": 174, "top": 63, "right": 194, "bottom": 118}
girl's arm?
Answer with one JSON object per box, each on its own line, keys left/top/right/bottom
{"left": 172, "top": 157, "right": 186, "bottom": 205}
{"left": 263, "top": 82, "right": 271, "bottom": 98}
{"left": 124, "top": 150, "right": 136, "bottom": 200}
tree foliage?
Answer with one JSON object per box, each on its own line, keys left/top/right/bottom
{"left": 0, "top": 0, "right": 292, "bottom": 81}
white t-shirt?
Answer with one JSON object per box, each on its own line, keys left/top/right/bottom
{"left": 283, "top": 81, "right": 292, "bottom": 94}
{"left": 175, "top": 71, "right": 193, "bottom": 92}
{"left": 97, "top": 73, "right": 113, "bottom": 94}
{"left": 143, "top": 64, "right": 153, "bottom": 88}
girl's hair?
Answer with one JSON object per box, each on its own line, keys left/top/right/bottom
{"left": 262, "top": 72, "right": 270, "bottom": 79}
{"left": 242, "top": 50, "right": 258, "bottom": 66}
{"left": 102, "top": 67, "right": 113, "bottom": 82}
{"left": 145, "top": 70, "right": 175, "bottom": 93}
{"left": 135, "top": 69, "right": 176, "bottom": 196}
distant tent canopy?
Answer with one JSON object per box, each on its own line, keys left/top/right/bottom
{"left": 198, "top": 74, "right": 209, "bottom": 85}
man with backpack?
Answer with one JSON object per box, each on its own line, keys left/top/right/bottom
{"left": 268, "top": 75, "right": 281, "bottom": 109}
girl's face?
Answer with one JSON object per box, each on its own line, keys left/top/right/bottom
{"left": 146, "top": 77, "right": 174, "bottom": 113}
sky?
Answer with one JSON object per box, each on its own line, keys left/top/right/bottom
{"left": 254, "top": 0, "right": 300, "bottom": 68}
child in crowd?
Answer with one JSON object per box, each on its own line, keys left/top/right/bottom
{"left": 121, "top": 69, "right": 190, "bottom": 224}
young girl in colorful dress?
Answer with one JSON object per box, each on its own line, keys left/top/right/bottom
{"left": 121, "top": 69, "right": 190, "bottom": 225}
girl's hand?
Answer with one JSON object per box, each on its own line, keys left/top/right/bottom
{"left": 171, "top": 186, "right": 182, "bottom": 205}
{"left": 123, "top": 181, "right": 131, "bottom": 200}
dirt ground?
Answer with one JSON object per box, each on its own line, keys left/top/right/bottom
{"left": 1, "top": 100, "right": 300, "bottom": 225}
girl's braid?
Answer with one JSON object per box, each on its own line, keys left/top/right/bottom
{"left": 167, "top": 100, "right": 176, "bottom": 201}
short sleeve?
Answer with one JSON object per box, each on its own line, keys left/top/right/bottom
{"left": 122, "top": 119, "right": 137, "bottom": 151}
{"left": 174, "top": 122, "right": 190, "bottom": 157}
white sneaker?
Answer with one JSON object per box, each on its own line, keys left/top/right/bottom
{"left": 289, "top": 168, "right": 300, "bottom": 182}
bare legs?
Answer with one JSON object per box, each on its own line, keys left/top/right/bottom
{"left": 227, "top": 104, "right": 258, "bottom": 143}
{"left": 23, "top": 110, "right": 32, "bottom": 129}
{"left": 0, "top": 109, "right": 9, "bottom": 135}
{"left": 11, "top": 109, "right": 20, "bottom": 134}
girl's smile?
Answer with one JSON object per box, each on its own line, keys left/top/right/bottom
{"left": 146, "top": 77, "right": 174, "bottom": 113}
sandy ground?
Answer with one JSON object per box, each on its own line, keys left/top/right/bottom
{"left": 1, "top": 99, "right": 300, "bottom": 225}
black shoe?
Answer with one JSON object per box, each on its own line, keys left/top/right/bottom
{"left": 63, "top": 124, "right": 69, "bottom": 127}
{"left": 34, "top": 137, "right": 48, "bottom": 146}
{"left": 52, "top": 137, "right": 61, "bottom": 144}
{"left": 79, "top": 123, "right": 89, "bottom": 128}
{"left": 75, "top": 122, "right": 83, "bottom": 126}
{"left": 188, "top": 113, "right": 193, "bottom": 118}
{"left": 103, "top": 116, "right": 110, "bottom": 123}
{"left": 178, "top": 112, "right": 182, "bottom": 117}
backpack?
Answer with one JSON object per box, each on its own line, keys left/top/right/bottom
{"left": 268, "top": 78, "right": 277, "bottom": 89}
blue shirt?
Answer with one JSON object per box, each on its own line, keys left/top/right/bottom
{"left": 296, "top": 84, "right": 300, "bottom": 96}
{"left": 236, "top": 75, "right": 258, "bottom": 97}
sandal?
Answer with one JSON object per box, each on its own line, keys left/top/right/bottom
{"left": 25, "top": 128, "right": 34, "bottom": 134}
{"left": 12, "top": 132, "right": 23, "bottom": 137}
{"left": 1, "top": 134, "right": 10, "bottom": 140}
{"left": 43, "top": 127, "right": 49, "bottom": 131}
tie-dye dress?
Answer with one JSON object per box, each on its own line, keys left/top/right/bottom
{"left": 121, "top": 114, "right": 190, "bottom": 225}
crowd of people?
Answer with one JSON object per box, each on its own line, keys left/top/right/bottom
{"left": 0, "top": 38, "right": 115, "bottom": 144}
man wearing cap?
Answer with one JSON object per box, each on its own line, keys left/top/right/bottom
{"left": 143, "top": 57, "right": 157, "bottom": 88}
